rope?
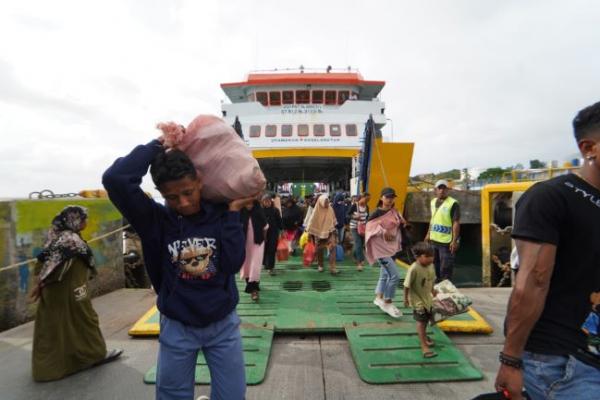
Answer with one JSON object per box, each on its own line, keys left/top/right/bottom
{"left": 0, "top": 224, "right": 130, "bottom": 273}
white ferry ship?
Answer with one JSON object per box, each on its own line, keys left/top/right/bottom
{"left": 220, "top": 67, "right": 414, "bottom": 207}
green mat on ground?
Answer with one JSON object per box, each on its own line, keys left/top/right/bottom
{"left": 345, "top": 323, "right": 483, "bottom": 383}
{"left": 143, "top": 324, "right": 274, "bottom": 385}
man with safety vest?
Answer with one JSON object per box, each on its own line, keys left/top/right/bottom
{"left": 425, "top": 179, "right": 460, "bottom": 282}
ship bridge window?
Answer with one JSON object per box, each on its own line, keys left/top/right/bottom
{"left": 256, "top": 92, "right": 268, "bottom": 106}
{"left": 250, "top": 125, "right": 261, "bottom": 137}
{"left": 282, "top": 91, "right": 294, "bottom": 104}
{"left": 329, "top": 124, "right": 341, "bottom": 136}
{"left": 281, "top": 124, "right": 293, "bottom": 137}
{"left": 325, "top": 90, "right": 337, "bottom": 105}
{"left": 269, "top": 92, "right": 281, "bottom": 106}
{"left": 298, "top": 124, "right": 309, "bottom": 137}
{"left": 311, "top": 90, "right": 323, "bottom": 104}
{"left": 296, "top": 90, "right": 310, "bottom": 104}
{"left": 248, "top": 93, "right": 256, "bottom": 102}
{"left": 338, "top": 91, "right": 349, "bottom": 104}
{"left": 266, "top": 125, "right": 277, "bottom": 137}
{"left": 314, "top": 124, "right": 325, "bottom": 137}
{"left": 345, "top": 124, "right": 357, "bottom": 136}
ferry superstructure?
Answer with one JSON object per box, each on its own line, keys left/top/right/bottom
{"left": 220, "top": 68, "right": 414, "bottom": 204}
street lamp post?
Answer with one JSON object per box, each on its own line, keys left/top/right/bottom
{"left": 386, "top": 118, "right": 394, "bottom": 142}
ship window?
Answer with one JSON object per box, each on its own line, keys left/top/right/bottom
{"left": 298, "top": 124, "right": 309, "bottom": 137}
{"left": 338, "top": 91, "right": 350, "bottom": 104}
{"left": 325, "top": 90, "right": 337, "bottom": 105}
{"left": 250, "top": 125, "right": 261, "bottom": 137}
{"left": 269, "top": 91, "right": 281, "bottom": 106}
{"left": 266, "top": 125, "right": 277, "bottom": 137}
{"left": 282, "top": 91, "right": 294, "bottom": 104}
{"left": 345, "top": 124, "right": 357, "bottom": 136}
{"left": 311, "top": 90, "right": 323, "bottom": 104}
{"left": 281, "top": 124, "right": 293, "bottom": 137}
{"left": 296, "top": 90, "right": 310, "bottom": 104}
{"left": 351, "top": 92, "right": 359, "bottom": 100}
{"left": 329, "top": 124, "right": 341, "bottom": 136}
{"left": 256, "top": 92, "right": 268, "bottom": 106}
{"left": 248, "top": 93, "right": 256, "bottom": 102}
{"left": 314, "top": 124, "right": 325, "bottom": 137}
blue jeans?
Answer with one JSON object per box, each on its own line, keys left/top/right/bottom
{"left": 156, "top": 311, "right": 246, "bottom": 400}
{"left": 351, "top": 228, "right": 365, "bottom": 263}
{"left": 337, "top": 226, "right": 345, "bottom": 244}
{"left": 523, "top": 351, "right": 600, "bottom": 400}
{"left": 375, "top": 257, "right": 400, "bottom": 300}
{"left": 432, "top": 243, "right": 455, "bottom": 281}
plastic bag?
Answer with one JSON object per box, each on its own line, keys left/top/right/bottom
{"left": 276, "top": 239, "right": 290, "bottom": 261}
{"left": 303, "top": 241, "right": 316, "bottom": 267}
{"left": 299, "top": 231, "right": 309, "bottom": 249}
{"left": 431, "top": 280, "right": 472, "bottom": 323}
{"left": 335, "top": 244, "right": 344, "bottom": 262}
{"left": 158, "top": 115, "right": 266, "bottom": 202}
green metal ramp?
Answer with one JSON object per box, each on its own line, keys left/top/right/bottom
{"left": 143, "top": 324, "right": 274, "bottom": 385}
{"left": 139, "top": 256, "right": 485, "bottom": 384}
{"left": 345, "top": 323, "right": 483, "bottom": 383}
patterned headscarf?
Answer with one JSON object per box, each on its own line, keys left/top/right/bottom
{"left": 36, "top": 205, "right": 96, "bottom": 283}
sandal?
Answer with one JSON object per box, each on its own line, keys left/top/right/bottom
{"left": 423, "top": 351, "right": 438, "bottom": 358}
{"left": 426, "top": 336, "right": 435, "bottom": 347}
{"left": 317, "top": 266, "right": 324, "bottom": 272}
{"left": 251, "top": 291, "right": 259, "bottom": 301}
{"left": 330, "top": 269, "right": 340, "bottom": 275}
{"left": 94, "top": 348, "right": 123, "bottom": 367}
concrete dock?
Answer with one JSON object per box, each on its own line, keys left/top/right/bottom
{"left": 0, "top": 287, "right": 510, "bottom": 400}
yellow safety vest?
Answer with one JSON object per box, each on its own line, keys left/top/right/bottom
{"left": 429, "top": 197, "right": 457, "bottom": 244}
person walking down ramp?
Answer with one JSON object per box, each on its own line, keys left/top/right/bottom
{"left": 404, "top": 242, "right": 437, "bottom": 358}
{"left": 103, "top": 127, "right": 253, "bottom": 400}
{"left": 240, "top": 200, "right": 268, "bottom": 301}
{"left": 261, "top": 193, "right": 282, "bottom": 276}
{"left": 306, "top": 194, "right": 339, "bottom": 274}
{"left": 366, "top": 187, "right": 405, "bottom": 318}
{"left": 31, "top": 205, "right": 122, "bottom": 382}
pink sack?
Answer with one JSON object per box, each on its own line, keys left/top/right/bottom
{"left": 158, "top": 115, "right": 266, "bottom": 202}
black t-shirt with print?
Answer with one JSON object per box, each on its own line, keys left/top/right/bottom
{"left": 511, "top": 174, "right": 600, "bottom": 357}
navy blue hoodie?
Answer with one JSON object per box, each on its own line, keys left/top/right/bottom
{"left": 102, "top": 140, "right": 245, "bottom": 327}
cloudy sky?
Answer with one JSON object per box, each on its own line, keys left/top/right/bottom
{"left": 1, "top": 0, "right": 599, "bottom": 198}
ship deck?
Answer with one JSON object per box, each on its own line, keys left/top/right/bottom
{"left": 0, "top": 285, "right": 509, "bottom": 400}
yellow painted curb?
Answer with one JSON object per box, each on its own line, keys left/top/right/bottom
{"left": 395, "top": 260, "right": 494, "bottom": 334}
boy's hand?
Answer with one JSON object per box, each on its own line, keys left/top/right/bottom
{"left": 229, "top": 196, "right": 256, "bottom": 212}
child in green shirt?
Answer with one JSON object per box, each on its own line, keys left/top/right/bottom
{"left": 404, "top": 241, "right": 438, "bottom": 358}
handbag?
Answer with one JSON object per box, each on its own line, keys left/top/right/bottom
{"left": 357, "top": 221, "right": 366, "bottom": 236}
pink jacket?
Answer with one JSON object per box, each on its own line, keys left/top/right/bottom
{"left": 364, "top": 209, "right": 403, "bottom": 265}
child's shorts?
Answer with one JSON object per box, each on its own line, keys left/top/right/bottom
{"left": 413, "top": 308, "right": 433, "bottom": 323}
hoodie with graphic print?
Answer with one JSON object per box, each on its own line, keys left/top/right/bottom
{"left": 102, "top": 140, "right": 245, "bottom": 327}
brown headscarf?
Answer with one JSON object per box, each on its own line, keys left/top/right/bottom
{"left": 306, "top": 195, "right": 337, "bottom": 239}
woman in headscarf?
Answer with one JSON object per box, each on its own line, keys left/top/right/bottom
{"left": 261, "top": 193, "right": 282, "bottom": 276}
{"left": 306, "top": 194, "right": 339, "bottom": 274}
{"left": 281, "top": 196, "right": 304, "bottom": 254}
{"left": 30, "top": 205, "right": 122, "bottom": 382}
{"left": 240, "top": 199, "right": 269, "bottom": 301}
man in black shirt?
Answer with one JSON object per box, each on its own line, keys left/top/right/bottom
{"left": 495, "top": 102, "right": 600, "bottom": 399}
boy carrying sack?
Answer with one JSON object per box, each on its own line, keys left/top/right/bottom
{"left": 404, "top": 241, "right": 438, "bottom": 358}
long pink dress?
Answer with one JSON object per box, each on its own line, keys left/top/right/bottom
{"left": 240, "top": 220, "right": 268, "bottom": 283}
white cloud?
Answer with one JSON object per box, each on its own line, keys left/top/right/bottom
{"left": 1, "top": 0, "right": 600, "bottom": 198}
